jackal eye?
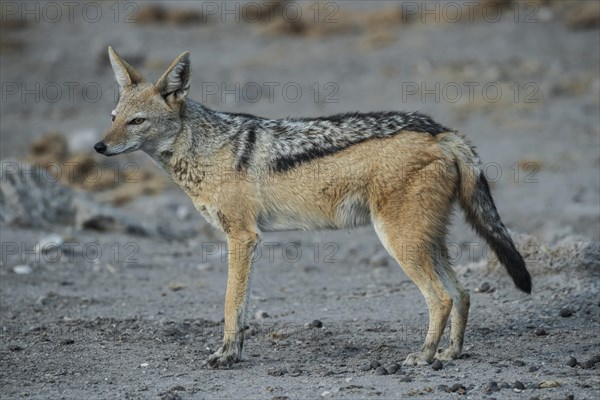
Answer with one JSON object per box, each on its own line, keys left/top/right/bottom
{"left": 129, "top": 118, "right": 145, "bottom": 125}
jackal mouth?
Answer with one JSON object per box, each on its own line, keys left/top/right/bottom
{"left": 94, "top": 141, "right": 137, "bottom": 156}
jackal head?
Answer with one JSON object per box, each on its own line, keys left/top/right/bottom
{"left": 94, "top": 47, "right": 190, "bottom": 157}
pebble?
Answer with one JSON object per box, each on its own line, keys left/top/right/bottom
{"left": 513, "top": 360, "right": 526, "bottom": 367}
{"left": 8, "top": 344, "right": 23, "bottom": 352}
{"left": 500, "top": 382, "right": 510, "bottom": 389}
{"left": 534, "top": 327, "right": 548, "bottom": 336}
{"left": 13, "top": 265, "right": 32, "bottom": 275}
{"left": 370, "top": 360, "right": 381, "bottom": 370}
{"left": 255, "top": 310, "right": 269, "bottom": 320}
{"left": 168, "top": 281, "right": 187, "bottom": 291}
{"left": 140, "top": 363, "right": 149, "bottom": 368}
{"left": 528, "top": 366, "right": 539, "bottom": 372}
{"left": 375, "top": 366, "right": 388, "bottom": 375}
{"left": 175, "top": 205, "right": 190, "bottom": 220}
{"left": 579, "top": 355, "right": 600, "bottom": 369}
{"left": 431, "top": 360, "right": 443, "bottom": 371}
{"left": 307, "top": 320, "right": 323, "bottom": 329}
{"left": 450, "top": 383, "right": 466, "bottom": 393}
{"left": 196, "top": 263, "right": 213, "bottom": 272}
{"left": 475, "top": 282, "right": 492, "bottom": 293}
{"left": 566, "top": 357, "right": 578, "bottom": 367}
{"left": 36, "top": 234, "right": 63, "bottom": 254}
{"left": 437, "top": 384, "right": 449, "bottom": 392}
{"left": 360, "top": 364, "right": 371, "bottom": 372}
{"left": 483, "top": 381, "right": 500, "bottom": 393}
{"left": 369, "top": 253, "right": 389, "bottom": 267}
{"left": 60, "top": 339, "right": 75, "bottom": 345}
{"left": 513, "top": 381, "right": 525, "bottom": 390}
{"left": 399, "top": 376, "right": 412, "bottom": 383}
{"left": 267, "top": 367, "right": 286, "bottom": 376}
{"left": 539, "top": 380, "right": 560, "bottom": 388}
{"left": 559, "top": 307, "right": 574, "bottom": 318}
{"left": 386, "top": 364, "right": 400, "bottom": 375}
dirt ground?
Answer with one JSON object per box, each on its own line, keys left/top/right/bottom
{"left": 1, "top": 1, "right": 599, "bottom": 399}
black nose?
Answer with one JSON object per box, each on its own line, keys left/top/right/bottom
{"left": 94, "top": 142, "right": 107, "bottom": 154}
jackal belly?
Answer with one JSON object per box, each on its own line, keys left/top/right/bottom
{"left": 257, "top": 191, "right": 371, "bottom": 232}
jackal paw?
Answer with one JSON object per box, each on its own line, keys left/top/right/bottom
{"left": 206, "top": 346, "right": 240, "bottom": 369}
{"left": 403, "top": 352, "right": 433, "bottom": 366}
{"left": 436, "top": 348, "right": 461, "bottom": 361}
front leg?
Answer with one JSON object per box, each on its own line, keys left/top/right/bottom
{"left": 207, "top": 229, "right": 258, "bottom": 369}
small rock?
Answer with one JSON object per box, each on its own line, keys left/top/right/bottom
{"left": 36, "top": 234, "right": 63, "bottom": 254}
{"left": 308, "top": 320, "right": 323, "bottom": 329}
{"left": 475, "top": 282, "right": 492, "bottom": 293}
{"left": 140, "top": 363, "right": 149, "bottom": 368}
{"left": 579, "top": 355, "right": 600, "bottom": 369}
{"left": 534, "top": 327, "right": 548, "bottom": 336}
{"left": 514, "top": 360, "right": 526, "bottom": 367}
{"left": 370, "top": 360, "right": 381, "bottom": 370}
{"left": 431, "top": 360, "right": 443, "bottom": 371}
{"left": 386, "top": 364, "right": 400, "bottom": 374}
{"left": 399, "top": 376, "right": 412, "bottom": 383}
{"left": 539, "top": 380, "right": 560, "bottom": 388}
{"left": 168, "top": 281, "right": 187, "bottom": 291}
{"left": 566, "top": 357, "right": 578, "bottom": 367}
{"left": 500, "top": 382, "right": 510, "bottom": 389}
{"left": 267, "top": 367, "right": 286, "bottom": 376}
{"left": 559, "top": 307, "right": 574, "bottom": 318}
{"left": 175, "top": 205, "right": 190, "bottom": 220}
{"left": 437, "top": 384, "right": 449, "bottom": 392}
{"left": 255, "top": 310, "right": 269, "bottom": 320}
{"left": 196, "top": 263, "right": 212, "bottom": 272}
{"left": 369, "top": 253, "right": 389, "bottom": 267}
{"left": 321, "top": 391, "right": 332, "bottom": 398}
{"left": 35, "top": 295, "right": 50, "bottom": 306}
{"left": 483, "top": 382, "right": 500, "bottom": 393}
{"left": 8, "top": 344, "right": 23, "bottom": 352}
{"left": 375, "top": 366, "right": 388, "bottom": 375}
{"left": 13, "top": 265, "right": 32, "bottom": 275}
{"left": 513, "top": 381, "right": 525, "bottom": 390}
{"left": 565, "top": 395, "right": 574, "bottom": 400}
{"left": 450, "top": 383, "right": 466, "bottom": 393}
{"left": 528, "top": 366, "right": 539, "bottom": 372}
{"left": 60, "top": 339, "right": 75, "bottom": 345}
{"left": 360, "top": 363, "right": 371, "bottom": 371}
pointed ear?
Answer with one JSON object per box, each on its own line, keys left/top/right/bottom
{"left": 108, "top": 46, "right": 144, "bottom": 88}
{"left": 155, "top": 51, "right": 191, "bottom": 104}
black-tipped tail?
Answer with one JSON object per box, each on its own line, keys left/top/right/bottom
{"left": 461, "top": 172, "right": 532, "bottom": 293}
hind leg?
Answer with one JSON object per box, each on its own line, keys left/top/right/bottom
{"left": 373, "top": 218, "right": 453, "bottom": 365}
{"left": 433, "top": 242, "right": 470, "bottom": 360}
{"left": 371, "top": 157, "right": 459, "bottom": 365}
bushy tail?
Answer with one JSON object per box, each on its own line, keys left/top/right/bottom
{"left": 440, "top": 133, "right": 532, "bottom": 293}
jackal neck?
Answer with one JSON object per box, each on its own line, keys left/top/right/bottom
{"left": 154, "top": 100, "right": 243, "bottom": 187}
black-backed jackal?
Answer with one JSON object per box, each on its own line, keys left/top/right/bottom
{"left": 95, "top": 48, "right": 532, "bottom": 368}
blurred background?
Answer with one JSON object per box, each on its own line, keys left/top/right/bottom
{"left": 1, "top": 0, "right": 598, "bottom": 241}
